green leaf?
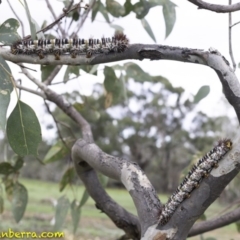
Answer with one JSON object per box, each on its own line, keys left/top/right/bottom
{"left": 124, "top": 62, "right": 152, "bottom": 82}
{"left": 236, "top": 221, "right": 240, "bottom": 232}
{"left": 41, "top": 65, "right": 56, "bottom": 82}
{"left": 6, "top": 101, "right": 42, "bottom": 157}
{"left": 89, "top": 65, "right": 99, "bottom": 75}
{"left": 92, "top": 0, "right": 110, "bottom": 23}
{"left": 59, "top": 167, "right": 75, "bottom": 192}
{"left": 23, "top": 0, "right": 36, "bottom": 39}
{"left": 162, "top": 1, "right": 177, "bottom": 38}
{"left": 12, "top": 182, "right": 28, "bottom": 223}
{"left": 54, "top": 196, "right": 70, "bottom": 231}
{"left": 141, "top": 18, "right": 156, "bottom": 42}
{"left": 123, "top": 0, "right": 133, "bottom": 16}
{"left": 98, "top": 173, "right": 109, "bottom": 187}
{"left": 0, "top": 162, "right": 14, "bottom": 175}
{"left": 106, "top": 0, "right": 125, "bottom": 17}
{"left": 13, "top": 157, "right": 24, "bottom": 172}
{"left": 80, "top": 65, "right": 98, "bottom": 76}
{"left": 194, "top": 85, "right": 210, "bottom": 103}
{"left": 110, "top": 24, "right": 124, "bottom": 32}
{"left": 43, "top": 140, "right": 72, "bottom": 164}
{"left": 104, "top": 66, "right": 119, "bottom": 92}
{"left": 0, "top": 55, "right": 13, "bottom": 130}
{"left": 4, "top": 178, "right": 14, "bottom": 201}
{"left": 64, "top": 66, "right": 80, "bottom": 82}
{"left": 79, "top": 189, "right": 89, "bottom": 208}
{"left": 71, "top": 199, "right": 81, "bottom": 234}
{"left": 0, "top": 18, "right": 21, "bottom": 44}
{"left": 0, "top": 195, "right": 3, "bottom": 214}
{"left": 133, "top": 0, "right": 150, "bottom": 19}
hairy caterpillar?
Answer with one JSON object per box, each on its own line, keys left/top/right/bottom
{"left": 10, "top": 33, "right": 129, "bottom": 60}
{"left": 159, "top": 139, "right": 232, "bottom": 226}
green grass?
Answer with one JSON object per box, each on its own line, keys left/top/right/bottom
{"left": 0, "top": 178, "right": 239, "bottom": 240}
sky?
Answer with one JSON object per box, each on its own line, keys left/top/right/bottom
{"left": 1, "top": 0, "right": 239, "bottom": 139}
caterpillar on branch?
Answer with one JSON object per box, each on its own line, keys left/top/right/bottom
{"left": 10, "top": 33, "right": 129, "bottom": 60}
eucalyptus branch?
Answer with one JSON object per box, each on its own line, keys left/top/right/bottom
{"left": 16, "top": 84, "right": 46, "bottom": 98}
{"left": 44, "top": 65, "right": 62, "bottom": 85}
{"left": 187, "top": 0, "right": 240, "bottom": 13}
{"left": 188, "top": 207, "right": 240, "bottom": 237}
{"left": 3, "top": 44, "right": 240, "bottom": 123}
{"left": 228, "top": 0, "right": 236, "bottom": 71}
{"left": 45, "top": 0, "right": 65, "bottom": 36}
{"left": 42, "top": 0, "right": 88, "bottom": 39}
{"left": 19, "top": 66, "right": 93, "bottom": 142}
{"left": 72, "top": 139, "right": 161, "bottom": 235}
{"left": 44, "top": 100, "right": 70, "bottom": 149}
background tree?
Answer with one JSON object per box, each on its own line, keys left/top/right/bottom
{"left": 0, "top": 0, "right": 240, "bottom": 239}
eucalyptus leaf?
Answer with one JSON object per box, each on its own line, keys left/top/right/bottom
{"left": 162, "top": 0, "right": 177, "bottom": 38}
{"left": 12, "top": 182, "right": 28, "bottom": 223}
{"left": 71, "top": 199, "right": 81, "bottom": 234}
{"left": 6, "top": 101, "right": 42, "bottom": 157}
{"left": 141, "top": 18, "right": 156, "bottom": 42}
{"left": 0, "top": 18, "right": 21, "bottom": 44}
{"left": 54, "top": 196, "right": 70, "bottom": 231}
{"left": 194, "top": 85, "right": 210, "bottom": 103}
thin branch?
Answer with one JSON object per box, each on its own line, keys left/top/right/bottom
{"left": 44, "top": 100, "right": 70, "bottom": 150}
{"left": 188, "top": 0, "right": 240, "bottom": 13}
{"left": 228, "top": 0, "right": 236, "bottom": 71}
{"left": 16, "top": 84, "right": 46, "bottom": 98}
{"left": 231, "top": 20, "right": 240, "bottom": 28}
{"left": 188, "top": 207, "right": 240, "bottom": 237}
{"left": 7, "top": 0, "right": 25, "bottom": 37}
{"left": 72, "top": 139, "right": 161, "bottom": 234}
{"left": 42, "top": 0, "right": 88, "bottom": 39}
{"left": 45, "top": 0, "right": 65, "bottom": 36}
{"left": 19, "top": 66, "right": 93, "bottom": 142}
{"left": 71, "top": 0, "right": 96, "bottom": 37}
{"left": 44, "top": 65, "right": 62, "bottom": 85}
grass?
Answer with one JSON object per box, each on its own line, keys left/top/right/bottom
{"left": 0, "top": 178, "right": 239, "bottom": 239}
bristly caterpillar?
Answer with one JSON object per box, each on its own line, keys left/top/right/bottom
{"left": 10, "top": 33, "right": 129, "bottom": 60}
{"left": 158, "top": 139, "right": 233, "bottom": 226}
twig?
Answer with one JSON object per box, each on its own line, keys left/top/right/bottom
{"left": 72, "top": 0, "right": 96, "bottom": 37}
{"left": 19, "top": 66, "right": 93, "bottom": 142}
{"left": 16, "top": 84, "right": 46, "bottom": 98}
{"left": 7, "top": 0, "right": 25, "bottom": 37}
{"left": 44, "top": 65, "right": 62, "bottom": 85}
{"left": 231, "top": 20, "right": 240, "bottom": 28}
{"left": 229, "top": 0, "right": 236, "bottom": 71}
{"left": 188, "top": 0, "right": 240, "bottom": 13}
{"left": 45, "top": 0, "right": 65, "bottom": 36}
{"left": 39, "top": 0, "right": 88, "bottom": 39}
{"left": 44, "top": 100, "right": 70, "bottom": 150}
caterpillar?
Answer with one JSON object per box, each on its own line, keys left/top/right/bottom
{"left": 159, "top": 139, "right": 232, "bottom": 226}
{"left": 10, "top": 33, "right": 129, "bottom": 60}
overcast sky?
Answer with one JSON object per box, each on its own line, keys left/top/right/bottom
{"left": 1, "top": 0, "right": 240, "bottom": 139}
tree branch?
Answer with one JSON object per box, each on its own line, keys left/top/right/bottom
{"left": 16, "top": 84, "right": 46, "bottom": 98}
{"left": 228, "top": 0, "right": 236, "bottom": 71}
{"left": 188, "top": 0, "right": 240, "bottom": 13}
{"left": 156, "top": 136, "right": 240, "bottom": 240}
{"left": 74, "top": 163, "right": 141, "bottom": 239}
{"left": 20, "top": 66, "right": 93, "bottom": 142}
{"left": 72, "top": 139, "right": 161, "bottom": 236}
{"left": 188, "top": 207, "right": 240, "bottom": 237}
{"left": 44, "top": 65, "right": 62, "bottom": 85}
{"left": 3, "top": 44, "right": 240, "bottom": 123}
